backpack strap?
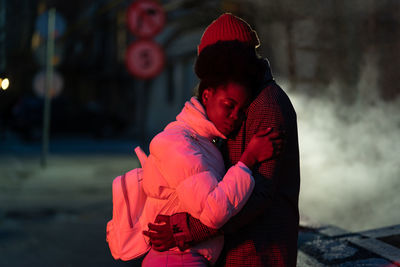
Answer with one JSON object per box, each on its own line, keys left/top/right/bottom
{"left": 135, "top": 146, "right": 147, "bottom": 167}
{"left": 121, "top": 173, "right": 134, "bottom": 228}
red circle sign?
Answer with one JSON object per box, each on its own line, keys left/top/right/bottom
{"left": 127, "top": 0, "right": 166, "bottom": 38}
{"left": 125, "top": 40, "right": 165, "bottom": 79}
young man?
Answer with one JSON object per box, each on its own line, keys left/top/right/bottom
{"left": 144, "top": 13, "right": 300, "bottom": 266}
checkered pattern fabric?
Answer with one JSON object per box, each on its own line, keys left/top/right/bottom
{"left": 186, "top": 79, "right": 300, "bottom": 266}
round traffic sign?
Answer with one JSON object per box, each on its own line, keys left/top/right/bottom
{"left": 33, "top": 70, "right": 64, "bottom": 98}
{"left": 127, "top": 0, "right": 166, "bottom": 38}
{"left": 125, "top": 40, "right": 165, "bottom": 79}
{"left": 35, "top": 11, "right": 67, "bottom": 39}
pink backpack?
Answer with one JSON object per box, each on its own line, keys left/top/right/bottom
{"left": 106, "top": 147, "right": 150, "bottom": 261}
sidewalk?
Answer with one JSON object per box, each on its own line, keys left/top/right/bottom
{"left": 1, "top": 137, "right": 399, "bottom": 266}
{"left": 0, "top": 137, "right": 141, "bottom": 267}
{"left": 298, "top": 224, "right": 400, "bottom": 266}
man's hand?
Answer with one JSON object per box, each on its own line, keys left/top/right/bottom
{"left": 142, "top": 215, "right": 176, "bottom": 251}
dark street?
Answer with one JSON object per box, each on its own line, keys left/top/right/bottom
{"left": 0, "top": 138, "right": 140, "bottom": 266}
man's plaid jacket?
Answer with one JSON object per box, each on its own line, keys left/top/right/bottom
{"left": 177, "top": 63, "right": 300, "bottom": 267}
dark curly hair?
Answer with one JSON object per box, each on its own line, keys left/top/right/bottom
{"left": 195, "top": 40, "right": 266, "bottom": 104}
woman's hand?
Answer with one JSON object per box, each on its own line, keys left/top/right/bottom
{"left": 240, "top": 128, "right": 283, "bottom": 169}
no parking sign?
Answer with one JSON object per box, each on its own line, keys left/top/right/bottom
{"left": 127, "top": 0, "right": 166, "bottom": 38}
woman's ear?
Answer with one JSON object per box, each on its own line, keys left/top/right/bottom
{"left": 202, "top": 88, "right": 212, "bottom": 105}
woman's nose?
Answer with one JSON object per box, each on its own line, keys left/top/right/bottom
{"left": 230, "top": 110, "right": 240, "bottom": 120}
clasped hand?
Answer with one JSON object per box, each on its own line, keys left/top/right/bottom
{"left": 143, "top": 215, "right": 176, "bottom": 251}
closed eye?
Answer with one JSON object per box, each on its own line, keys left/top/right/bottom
{"left": 223, "top": 100, "right": 236, "bottom": 110}
{"left": 224, "top": 103, "right": 234, "bottom": 110}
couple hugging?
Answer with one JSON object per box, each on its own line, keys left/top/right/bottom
{"left": 123, "top": 13, "right": 299, "bottom": 267}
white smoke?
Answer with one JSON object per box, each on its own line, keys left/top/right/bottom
{"left": 286, "top": 51, "right": 400, "bottom": 231}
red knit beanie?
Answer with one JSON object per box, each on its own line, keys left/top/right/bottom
{"left": 197, "top": 13, "right": 260, "bottom": 55}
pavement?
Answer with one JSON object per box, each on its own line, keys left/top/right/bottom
{"left": 0, "top": 136, "right": 142, "bottom": 267}
{"left": 1, "top": 136, "right": 399, "bottom": 266}
{"left": 297, "top": 224, "right": 400, "bottom": 266}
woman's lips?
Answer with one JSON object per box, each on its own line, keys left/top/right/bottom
{"left": 224, "top": 122, "right": 235, "bottom": 131}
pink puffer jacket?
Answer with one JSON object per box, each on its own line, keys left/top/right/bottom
{"left": 141, "top": 97, "right": 255, "bottom": 263}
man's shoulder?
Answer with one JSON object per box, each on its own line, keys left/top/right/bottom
{"left": 259, "top": 81, "right": 288, "bottom": 100}
{"left": 250, "top": 82, "right": 293, "bottom": 110}
{"left": 244, "top": 82, "right": 297, "bottom": 129}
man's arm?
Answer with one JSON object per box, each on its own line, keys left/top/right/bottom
{"left": 143, "top": 212, "right": 221, "bottom": 251}
{"left": 145, "top": 86, "right": 287, "bottom": 250}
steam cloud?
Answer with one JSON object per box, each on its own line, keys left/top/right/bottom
{"left": 287, "top": 52, "right": 400, "bottom": 231}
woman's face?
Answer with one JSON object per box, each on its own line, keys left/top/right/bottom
{"left": 202, "top": 82, "right": 250, "bottom": 137}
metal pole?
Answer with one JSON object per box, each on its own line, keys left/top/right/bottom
{"left": 140, "top": 80, "right": 151, "bottom": 147}
{"left": 41, "top": 8, "right": 56, "bottom": 168}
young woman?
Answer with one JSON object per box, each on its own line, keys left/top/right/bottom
{"left": 139, "top": 41, "right": 281, "bottom": 266}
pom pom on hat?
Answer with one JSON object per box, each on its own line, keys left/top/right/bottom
{"left": 198, "top": 13, "right": 260, "bottom": 55}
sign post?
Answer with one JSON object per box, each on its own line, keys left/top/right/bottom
{"left": 41, "top": 8, "right": 56, "bottom": 168}
{"left": 126, "top": 0, "right": 166, "bottom": 144}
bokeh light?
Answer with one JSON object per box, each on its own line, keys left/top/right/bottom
{"left": 1, "top": 78, "right": 9, "bottom": 90}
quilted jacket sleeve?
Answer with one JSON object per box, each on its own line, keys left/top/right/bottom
{"left": 175, "top": 164, "right": 254, "bottom": 229}
{"left": 150, "top": 130, "right": 255, "bottom": 229}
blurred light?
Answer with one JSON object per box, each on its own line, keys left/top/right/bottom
{"left": 31, "top": 32, "right": 41, "bottom": 50}
{"left": 1, "top": 78, "right": 9, "bottom": 90}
